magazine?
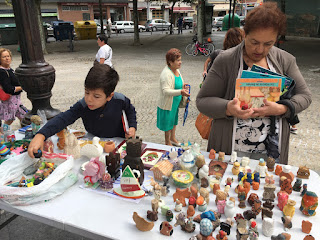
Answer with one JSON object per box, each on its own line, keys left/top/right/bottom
{"left": 235, "top": 78, "right": 282, "bottom": 109}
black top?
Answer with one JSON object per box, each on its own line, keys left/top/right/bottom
{"left": 0, "top": 68, "right": 22, "bottom": 95}
{"left": 38, "top": 92, "right": 137, "bottom": 139}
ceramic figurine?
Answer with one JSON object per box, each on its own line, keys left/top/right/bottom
{"left": 262, "top": 217, "right": 274, "bottom": 237}
{"left": 104, "top": 140, "right": 115, "bottom": 153}
{"left": 64, "top": 131, "right": 81, "bottom": 159}
{"left": 199, "top": 187, "right": 210, "bottom": 204}
{"left": 80, "top": 136, "right": 103, "bottom": 159}
{"left": 262, "top": 183, "right": 276, "bottom": 201}
{"left": 215, "top": 189, "right": 228, "bottom": 205}
{"left": 147, "top": 210, "right": 158, "bottom": 221}
{"left": 238, "top": 185, "right": 247, "bottom": 208}
{"left": 303, "top": 235, "right": 315, "bottom": 240}
{"left": 224, "top": 185, "right": 230, "bottom": 197}
{"left": 189, "top": 196, "right": 197, "bottom": 208}
{"left": 277, "top": 191, "right": 289, "bottom": 211}
{"left": 230, "top": 151, "right": 237, "bottom": 164}
{"left": 218, "top": 151, "right": 225, "bottom": 161}
{"left": 243, "top": 210, "right": 256, "bottom": 221}
{"left": 122, "top": 137, "right": 145, "bottom": 185}
{"left": 235, "top": 218, "right": 249, "bottom": 240}
{"left": 174, "top": 212, "right": 186, "bottom": 227}
{"left": 56, "top": 129, "right": 66, "bottom": 150}
{"left": 106, "top": 152, "right": 121, "bottom": 180}
{"left": 252, "top": 199, "right": 262, "bottom": 216}
{"left": 30, "top": 115, "right": 42, "bottom": 136}
{"left": 292, "top": 178, "right": 302, "bottom": 192}
{"left": 98, "top": 173, "right": 114, "bottom": 191}
{"left": 200, "top": 218, "right": 214, "bottom": 237}
{"left": 225, "top": 177, "right": 233, "bottom": 187}
{"left": 238, "top": 171, "right": 245, "bottom": 182}
{"left": 173, "top": 188, "right": 191, "bottom": 207}
{"left": 199, "top": 165, "right": 210, "bottom": 183}
{"left": 283, "top": 199, "right": 296, "bottom": 218}
{"left": 174, "top": 199, "right": 183, "bottom": 212}
{"left": 261, "top": 207, "right": 273, "bottom": 220}
{"left": 187, "top": 205, "right": 195, "bottom": 218}
{"left": 196, "top": 196, "right": 206, "bottom": 211}
{"left": 280, "top": 178, "right": 293, "bottom": 195}
{"left": 181, "top": 217, "right": 196, "bottom": 233}
{"left": 232, "top": 162, "right": 241, "bottom": 175}
{"left": 83, "top": 157, "right": 106, "bottom": 187}
{"left": 217, "top": 199, "right": 226, "bottom": 214}
{"left": 296, "top": 166, "right": 310, "bottom": 179}
{"left": 216, "top": 230, "right": 228, "bottom": 240}
{"left": 281, "top": 216, "right": 292, "bottom": 231}
{"left": 180, "top": 149, "right": 196, "bottom": 171}
{"left": 253, "top": 172, "right": 260, "bottom": 183}
{"left": 208, "top": 159, "right": 228, "bottom": 177}
{"left": 190, "top": 183, "right": 199, "bottom": 199}
{"left": 249, "top": 220, "right": 259, "bottom": 240}
{"left": 255, "top": 158, "right": 268, "bottom": 178}
{"left": 133, "top": 212, "right": 154, "bottom": 232}
{"left": 161, "top": 176, "right": 170, "bottom": 196}
{"left": 275, "top": 165, "right": 282, "bottom": 175}
{"left": 212, "top": 183, "right": 220, "bottom": 194}
{"left": 166, "top": 210, "right": 174, "bottom": 222}
{"left": 160, "top": 221, "right": 173, "bottom": 236}
{"left": 209, "top": 149, "right": 216, "bottom": 160}
{"left": 161, "top": 205, "right": 170, "bottom": 216}
{"left": 241, "top": 157, "right": 250, "bottom": 168}
{"left": 271, "top": 233, "right": 289, "bottom": 240}
{"left": 247, "top": 193, "right": 259, "bottom": 206}
{"left": 265, "top": 175, "right": 275, "bottom": 184}
{"left": 195, "top": 155, "right": 206, "bottom": 178}
{"left": 252, "top": 181, "right": 260, "bottom": 191}
{"left": 300, "top": 191, "right": 318, "bottom": 216}
{"left": 302, "top": 220, "right": 312, "bottom": 234}
{"left": 279, "top": 165, "right": 294, "bottom": 183}
{"left": 280, "top": 176, "right": 287, "bottom": 186}
{"left": 301, "top": 183, "right": 308, "bottom": 196}
{"left": 263, "top": 200, "right": 274, "bottom": 210}
{"left": 220, "top": 221, "right": 232, "bottom": 235}
{"left": 246, "top": 172, "right": 253, "bottom": 185}
{"left": 225, "top": 200, "right": 236, "bottom": 218}
{"left": 266, "top": 157, "right": 276, "bottom": 172}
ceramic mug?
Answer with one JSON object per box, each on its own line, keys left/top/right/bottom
{"left": 104, "top": 141, "right": 115, "bottom": 153}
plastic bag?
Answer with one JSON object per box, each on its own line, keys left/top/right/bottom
{"left": 0, "top": 152, "right": 78, "bottom": 205}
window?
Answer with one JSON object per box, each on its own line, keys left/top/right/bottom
{"left": 124, "top": 23, "right": 129, "bottom": 26}
{"left": 152, "top": 10, "right": 163, "bottom": 19}
{"left": 62, "top": 5, "right": 89, "bottom": 11}
{"left": 83, "top": 13, "right": 90, "bottom": 21}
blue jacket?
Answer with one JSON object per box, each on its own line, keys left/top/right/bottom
{"left": 38, "top": 92, "right": 137, "bottom": 139}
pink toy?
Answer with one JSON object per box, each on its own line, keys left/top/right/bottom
{"left": 217, "top": 199, "right": 226, "bottom": 214}
{"left": 277, "top": 191, "right": 289, "bottom": 211}
{"left": 83, "top": 157, "right": 106, "bottom": 184}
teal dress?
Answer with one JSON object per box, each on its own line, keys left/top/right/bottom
{"left": 157, "top": 75, "right": 183, "bottom": 131}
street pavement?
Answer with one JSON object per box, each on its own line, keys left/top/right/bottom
{"left": 1, "top": 29, "right": 319, "bottom": 239}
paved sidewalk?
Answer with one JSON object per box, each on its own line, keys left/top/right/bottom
{"left": 1, "top": 31, "right": 320, "bottom": 239}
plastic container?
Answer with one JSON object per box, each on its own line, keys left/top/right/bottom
{"left": 74, "top": 21, "right": 97, "bottom": 40}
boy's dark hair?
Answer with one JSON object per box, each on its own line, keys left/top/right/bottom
{"left": 85, "top": 64, "right": 119, "bottom": 97}
{"left": 98, "top": 34, "right": 108, "bottom": 44}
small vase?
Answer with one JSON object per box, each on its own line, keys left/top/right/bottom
{"left": 224, "top": 200, "right": 236, "bottom": 218}
{"left": 104, "top": 141, "right": 115, "bottom": 153}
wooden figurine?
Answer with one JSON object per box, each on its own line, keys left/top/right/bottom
{"left": 266, "top": 156, "right": 276, "bottom": 172}
{"left": 64, "top": 131, "right": 81, "bottom": 159}
{"left": 300, "top": 191, "right": 318, "bottom": 216}
{"left": 283, "top": 199, "right": 296, "bottom": 218}
{"left": 277, "top": 191, "right": 289, "bottom": 211}
{"left": 297, "top": 166, "right": 310, "bottom": 179}
{"left": 293, "top": 178, "right": 302, "bottom": 192}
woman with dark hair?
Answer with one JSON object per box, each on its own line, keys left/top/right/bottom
{"left": 157, "top": 48, "right": 190, "bottom": 146}
{"left": 95, "top": 34, "right": 113, "bottom": 67}
{"left": 196, "top": 2, "right": 311, "bottom": 164}
{"left": 0, "top": 48, "right": 26, "bottom": 125}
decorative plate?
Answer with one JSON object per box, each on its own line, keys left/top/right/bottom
{"left": 172, "top": 170, "right": 194, "bottom": 188}
{"left": 140, "top": 148, "right": 166, "bottom": 169}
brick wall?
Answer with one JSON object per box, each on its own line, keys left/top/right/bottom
{"left": 57, "top": 4, "right": 94, "bottom": 23}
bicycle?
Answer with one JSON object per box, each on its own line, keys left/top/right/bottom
{"left": 185, "top": 35, "right": 211, "bottom": 57}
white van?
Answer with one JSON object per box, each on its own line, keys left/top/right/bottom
{"left": 111, "top": 21, "right": 145, "bottom": 33}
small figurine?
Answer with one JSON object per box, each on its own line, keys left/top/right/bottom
{"left": 249, "top": 220, "right": 259, "bottom": 240}
{"left": 181, "top": 217, "right": 196, "bottom": 233}
{"left": 279, "top": 165, "right": 294, "bottom": 183}
{"left": 195, "top": 154, "right": 206, "bottom": 178}
{"left": 301, "top": 183, "right": 308, "bottom": 196}
{"left": 220, "top": 221, "right": 232, "bottom": 235}
{"left": 161, "top": 175, "right": 170, "bottom": 196}
{"left": 241, "top": 156, "right": 250, "bottom": 168}
{"left": 199, "top": 187, "right": 210, "bottom": 204}
{"left": 218, "top": 151, "right": 225, "bottom": 161}
{"left": 106, "top": 152, "right": 121, "bottom": 180}
{"left": 224, "top": 200, "right": 236, "bottom": 219}
{"left": 303, "top": 235, "right": 315, "bottom": 240}
{"left": 147, "top": 210, "right": 158, "bottom": 221}
{"left": 265, "top": 175, "right": 275, "bottom": 184}
{"left": 187, "top": 205, "right": 195, "bottom": 218}
{"left": 232, "top": 162, "right": 240, "bottom": 175}
{"left": 209, "top": 149, "right": 216, "bottom": 160}
{"left": 161, "top": 205, "right": 170, "bottom": 216}
{"left": 252, "top": 199, "right": 262, "bottom": 216}
{"left": 189, "top": 196, "right": 197, "bottom": 208}
{"left": 271, "top": 233, "right": 291, "bottom": 240}
{"left": 302, "top": 220, "right": 312, "bottom": 234}
{"left": 98, "top": 173, "right": 114, "bottom": 191}
{"left": 217, "top": 199, "right": 226, "bottom": 214}
{"left": 199, "top": 165, "right": 210, "bottom": 184}
{"left": 230, "top": 151, "right": 237, "bottom": 164}
{"left": 200, "top": 218, "right": 214, "bottom": 237}
{"left": 262, "top": 183, "right": 276, "bottom": 201}
{"left": 296, "top": 166, "right": 310, "bottom": 179}
{"left": 238, "top": 171, "right": 245, "bottom": 182}
{"left": 216, "top": 230, "right": 228, "bottom": 240}
{"left": 133, "top": 212, "right": 154, "bottom": 232}
{"left": 262, "top": 217, "right": 274, "bottom": 237}
{"left": 212, "top": 183, "right": 220, "bottom": 194}
{"left": 280, "top": 178, "right": 293, "bottom": 195}
{"left": 266, "top": 156, "right": 276, "bottom": 172}
{"left": 243, "top": 210, "right": 256, "bottom": 221}
{"left": 283, "top": 199, "right": 296, "bottom": 218}
{"left": 255, "top": 158, "right": 268, "bottom": 178}
{"left": 261, "top": 207, "right": 273, "bottom": 220}
{"left": 83, "top": 157, "right": 106, "bottom": 187}
{"left": 56, "top": 129, "right": 66, "bottom": 150}
{"left": 80, "top": 136, "right": 103, "bottom": 159}
{"left": 275, "top": 165, "right": 282, "bottom": 175}
{"left": 166, "top": 210, "right": 174, "bottom": 222}
{"left": 196, "top": 196, "right": 207, "bottom": 212}
{"left": 293, "top": 178, "right": 302, "bottom": 192}
{"left": 252, "top": 181, "right": 260, "bottom": 191}
{"left": 225, "top": 177, "right": 233, "bottom": 186}
{"left": 30, "top": 115, "right": 42, "bottom": 136}
{"left": 281, "top": 216, "right": 292, "bottom": 231}
{"left": 174, "top": 212, "right": 186, "bottom": 227}
{"left": 64, "top": 131, "right": 81, "bottom": 159}
{"left": 238, "top": 185, "right": 247, "bottom": 208}
{"left": 277, "top": 191, "right": 289, "bottom": 211}
{"left": 160, "top": 221, "right": 173, "bottom": 236}
{"left": 263, "top": 199, "right": 274, "bottom": 210}
{"left": 247, "top": 193, "right": 259, "bottom": 206}
{"left": 174, "top": 199, "right": 183, "bottom": 212}
{"left": 300, "top": 191, "right": 318, "bottom": 216}
{"left": 173, "top": 188, "right": 191, "bottom": 207}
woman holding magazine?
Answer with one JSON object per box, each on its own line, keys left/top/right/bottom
{"left": 196, "top": 2, "right": 311, "bottom": 164}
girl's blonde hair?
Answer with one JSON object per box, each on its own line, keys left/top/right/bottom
{"left": 0, "top": 48, "right": 12, "bottom": 65}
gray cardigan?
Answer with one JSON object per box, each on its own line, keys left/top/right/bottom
{"left": 196, "top": 41, "right": 312, "bottom": 164}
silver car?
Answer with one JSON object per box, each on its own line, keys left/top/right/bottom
{"left": 145, "top": 19, "right": 171, "bottom": 32}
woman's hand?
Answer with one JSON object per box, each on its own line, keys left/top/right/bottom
{"left": 28, "top": 134, "right": 45, "bottom": 158}
{"left": 251, "top": 99, "right": 288, "bottom": 118}
{"left": 125, "top": 127, "right": 136, "bottom": 139}
{"left": 183, "top": 83, "right": 189, "bottom": 90}
{"left": 181, "top": 89, "right": 190, "bottom": 97}
{"left": 226, "top": 98, "right": 254, "bottom": 119}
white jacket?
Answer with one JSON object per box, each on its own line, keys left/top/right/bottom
{"left": 158, "top": 66, "right": 184, "bottom": 111}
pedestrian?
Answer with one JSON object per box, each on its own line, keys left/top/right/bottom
{"left": 106, "top": 18, "right": 112, "bottom": 38}
{"left": 95, "top": 34, "right": 113, "bottom": 67}
{"left": 28, "top": 64, "right": 137, "bottom": 158}
{"left": 196, "top": 2, "right": 311, "bottom": 164}
{"left": 202, "top": 28, "right": 244, "bottom": 78}
{"left": 157, "top": 48, "right": 190, "bottom": 146}
{"left": 0, "top": 48, "right": 27, "bottom": 126}
{"left": 177, "top": 16, "right": 183, "bottom": 34}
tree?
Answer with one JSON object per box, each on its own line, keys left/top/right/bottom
{"left": 133, "top": 0, "right": 140, "bottom": 45}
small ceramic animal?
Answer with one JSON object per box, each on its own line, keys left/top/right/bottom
{"left": 56, "top": 129, "right": 66, "bottom": 150}
{"left": 80, "top": 136, "right": 103, "bottom": 159}
{"left": 64, "top": 131, "right": 81, "bottom": 159}
{"left": 281, "top": 216, "right": 292, "bottom": 231}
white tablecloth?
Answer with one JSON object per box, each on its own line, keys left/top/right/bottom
{"left": 1, "top": 136, "right": 319, "bottom": 240}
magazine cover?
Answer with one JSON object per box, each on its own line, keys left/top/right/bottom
{"left": 235, "top": 78, "right": 282, "bottom": 109}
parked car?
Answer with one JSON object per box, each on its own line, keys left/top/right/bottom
{"left": 212, "top": 17, "right": 224, "bottom": 28}
{"left": 45, "top": 23, "right": 54, "bottom": 36}
{"left": 182, "top": 17, "right": 193, "bottom": 29}
{"left": 145, "top": 19, "right": 171, "bottom": 32}
{"left": 96, "top": 23, "right": 107, "bottom": 35}
{"left": 111, "top": 21, "right": 145, "bottom": 33}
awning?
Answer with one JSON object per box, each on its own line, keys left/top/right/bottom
{"left": 173, "top": 7, "right": 194, "bottom": 13}
{"left": 213, "top": 3, "right": 229, "bottom": 11}
{"left": 0, "top": 13, "right": 57, "bottom": 18}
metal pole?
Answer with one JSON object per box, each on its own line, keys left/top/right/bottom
{"left": 228, "top": 0, "right": 232, "bottom": 29}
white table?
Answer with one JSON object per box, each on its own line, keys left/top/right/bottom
{"left": 1, "top": 137, "right": 320, "bottom": 240}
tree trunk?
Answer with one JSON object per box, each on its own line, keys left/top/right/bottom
{"left": 133, "top": 0, "right": 140, "bottom": 45}
{"left": 197, "top": 0, "right": 205, "bottom": 44}
{"left": 99, "top": 0, "right": 105, "bottom": 34}
{"left": 228, "top": 0, "right": 232, "bottom": 29}
{"left": 169, "top": 1, "right": 177, "bottom": 35}
{"left": 232, "top": 0, "right": 236, "bottom": 28}
{"left": 35, "top": 0, "right": 47, "bottom": 54}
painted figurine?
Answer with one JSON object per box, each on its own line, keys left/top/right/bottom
{"left": 230, "top": 151, "right": 237, "bottom": 164}
{"left": 232, "top": 161, "right": 240, "bottom": 175}
{"left": 277, "top": 191, "right": 289, "bottom": 211}
{"left": 255, "top": 158, "right": 268, "bottom": 178}
{"left": 217, "top": 199, "right": 226, "bottom": 214}
{"left": 64, "top": 131, "right": 81, "bottom": 159}
{"left": 83, "top": 157, "right": 106, "bottom": 187}
{"left": 224, "top": 200, "right": 236, "bottom": 218}
{"left": 281, "top": 216, "right": 292, "bottom": 231}
{"left": 301, "top": 183, "right": 308, "bottom": 196}
{"left": 174, "top": 199, "right": 183, "bottom": 212}
{"left": 160, "top": 221, "right": 173, "bottom": 236}
{"left": 292, "top": 178, "right": 302, "bottom": 192}
{"left": 262, "top": 183, "right": 276, "bottom": 201}
{"left": 280, "top": 178, "right": 293, "bottom": 195}
{"left": 300, "top": 191, "right": 318, "bottom": 216}
{"left": 266, "top": 156, "right": 275, "bottom": 172}
{"left": 283, "top": 199, "right": 296, "bottom": 218}
{"left": 200, "top": 218, "right": 213, "bottom": 237}
{"left": 216, "top": 230, "right": 228, "bottom": 240}
{"left": 106, "top": 152, "right": 121, "bottom": 180}
{"left": 296, "top": 166, "right": 310, "bottom": 179}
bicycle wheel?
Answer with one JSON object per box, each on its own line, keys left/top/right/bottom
{"left": 204, "top": 43, "right": 215, "bottom": 53}
{"left": 185, "top": 43, "right": 196, "bottom": 56}
{"left": 203, "top": 48, "right": 210, "bottom": 57}
{"left": 192, "top": 48, "right": 199, "bottom": 56}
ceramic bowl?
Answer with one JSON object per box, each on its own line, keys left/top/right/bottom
{"left": 172, "top": 170, "right": 194, "bottom": 188}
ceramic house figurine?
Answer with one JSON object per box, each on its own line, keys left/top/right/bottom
{"left": 230, "top": 151, "right": 237, "bottom": 164}
{"left": 297, "top": 166, "right": 310, "bottom": 179}
{"left": 283, "top": 199, "right": 296, "bottom": 218}
{"left": 80, "top": 136, "right": 103, "bottom": 159}
{"left": 293, "top": 178, "right": 302, "bottom": 192}
{"left": 106, "top": 152, "right": 121, "bottom": 180}
{"left": 150, "top": 160, "right": 173, "bottom": 182}
{"left": 224, "top": 200, "right": 236, "bottom": 218}
{"left": 64, "top": 131, "right": 81, "bottom": 159}
{"left": 266, "top": 157, "right": 276, "bottom": 172}
{"left": 255, "top": 158, "right": 268, "bottom": 178}
{"left": 300, "top": 191, "right": 318, "bottom": 216}
{"left": 262, "top": 217, "right": 274, "bottom": 237}
{"left": 277, "top": 191, "right": 289, "bottom": 211}
{"left": 232, "top": 162, "right": 241, "bottom": 176}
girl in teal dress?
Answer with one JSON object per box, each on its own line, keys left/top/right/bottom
{"left": 157, "top": 48, "right": 190, "bottom": 146}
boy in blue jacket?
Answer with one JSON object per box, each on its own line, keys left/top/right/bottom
{"left": 28, "top": 64, "right": 137, "bottom": 158}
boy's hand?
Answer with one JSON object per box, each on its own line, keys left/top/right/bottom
{"left": 125, "top": 127, "right": 136, "bottom": 139}
{"left": 28, "top": 134, "right": 45, "bottom": 158}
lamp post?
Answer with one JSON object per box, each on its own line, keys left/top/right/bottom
{"left": 12, "top": 0, "right": 60, "bottom": 126}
